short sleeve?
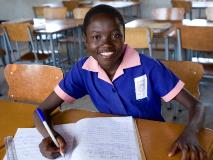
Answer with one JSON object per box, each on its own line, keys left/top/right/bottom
{"left": 150, "top": 60, "right": 184, "bottom": 102}
{"left": 54, "top": 62, "right": 87, "bottom": 103}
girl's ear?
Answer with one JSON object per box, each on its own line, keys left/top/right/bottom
{"left": 83, "top": 34, "right": 87, "bottom": 43}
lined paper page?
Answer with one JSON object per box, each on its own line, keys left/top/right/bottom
{"left": 11, "top": 117, "right": 141, "bottom": 160}
{"left": 71, "top": 117, "right": 141, "bottom": 160}
{"left": 13, "top": 124, "right": 76, "bottom": 160}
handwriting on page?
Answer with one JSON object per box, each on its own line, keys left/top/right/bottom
{"left": 70, "top": 117, "right": 141, "bottom": 160}
{"left": 12, "top": 117, "right": 141, "bottom": 160}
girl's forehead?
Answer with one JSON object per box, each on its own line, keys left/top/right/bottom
{"left": 87, "top": 14, "right": 122, "bottom": 30}
{"left": 90, "top": 14, "right": 116, "bottom": 24}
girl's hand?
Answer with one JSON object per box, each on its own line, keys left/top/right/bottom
{"left": 39, "top": 134, "right": 66, "bottom": 159}
{"left": 168, "top": 130, "right": 207, "bottom": 160}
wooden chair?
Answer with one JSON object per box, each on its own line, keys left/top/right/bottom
{"left": 4, "top": 64, "right": 63, "bottom": 104}
{"left": 177, "top": 25, "right": 213, "bottom": 75}
{"left": 206, "top": 7, "right": 213, "bottom": 21}
{"left": 59, "top": 7, "right": 90, "bottom": 63}
{"left": 171, "top": 0, "right": 192, "bottom": 19}
{"left": 162, "top": 60, "right": 204, "bottom": 120}
{"left": 73, "top": 7, "right": 90, "bottom": 19}
{"left": 2, "top": 22, "right": 51, "bottom": 63}
{"left": 152, "top": 8, "right": 185, "bottom": 21}
{"left": 43, "top": 7, "right": 67, "bottom": 19}
{"left": 32, "top": 6, "right": 49, "bottom": 18}
{"left": 63, "top": 1, "right": 79, "bottom": 17}
{"left": 125, "top": 27, "right": 153, "bottom": 57}
{"left": 162, "top": 61, "right": 204, "bottom": 98}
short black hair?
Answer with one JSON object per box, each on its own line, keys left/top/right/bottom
{"left": 83, "top": 4, "right": 125, "bottom": 35}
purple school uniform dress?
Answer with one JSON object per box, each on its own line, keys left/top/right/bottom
{"left": 54, "top": 45, "right": 184, "bottom": 121}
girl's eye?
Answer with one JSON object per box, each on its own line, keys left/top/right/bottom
{"left": 92, "top": 35, "right": 101, "bottom": 40}
{"left": 112, "top": 33, "right": 122, "bottom": 40}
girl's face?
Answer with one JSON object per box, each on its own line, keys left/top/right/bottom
{"left": 85, "top": 13, "right": 125, "bottom": 71}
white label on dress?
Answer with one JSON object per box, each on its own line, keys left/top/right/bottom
{"left": 134, "top": 75, "right": 147, "bottom": 100}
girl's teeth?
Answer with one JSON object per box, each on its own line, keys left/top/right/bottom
{"left": 100, "top": 52, "right": 113, "bottom": 56}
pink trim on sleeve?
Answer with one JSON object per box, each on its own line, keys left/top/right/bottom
{"left": 54, "top": 85, "right": 76, "bottom": 103}
{"left": 162, "top": 80, "right": 185, "bottom": 102}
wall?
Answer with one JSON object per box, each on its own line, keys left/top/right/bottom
{"left": 140, "top": 0, "right": 171, "bottom": 18}
{"left": 0, "top": 0, "right": 171, "bottom": 20}
{"left": 0, "top": 0, "right": 61, "bottom": 20}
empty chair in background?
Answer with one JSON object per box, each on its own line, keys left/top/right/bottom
{"left": 33, "top": 6, "right": 50, "bottom": 18}
{"left": 151, "top": 7, "right": 185, "bottom": 59}
{"left": 162, "top": 60, "right": 204, "bottom": 120}
{"left": 177, "top": 25, "right": 213, "bottom": 61}
{"left": 58, "top": 7, "right": 90, "bottom": 65}
{"left": 4, "top": 64, "right": 63, "bottom": 104}
{"left": 43, "top": 7, "right": 67, "bottom": 19}
{"left": 2, "top": 22, "right": 51, "bottom": 64}
{"left": 63, "top": 1, "right": 79, "bottom": 17}
{"left": 206, "top": 7, "right": 213, "bottom": 21}
{"left": 125, "top": 27, "right": 153, "bottom": 57}
{"left": 171, "top": 0, "right": 192, "bottom": 19}
{"left": 152, "top": 7, "right": 185, "bottom": 21}
{"left": 73, "top": 7, "right": 91, "bottom": 19}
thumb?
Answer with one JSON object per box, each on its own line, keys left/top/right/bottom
{"left": 56, "top": 136, "right": 66, "bottom": 152}
{"left": 168, "top": 143, "right": 179, "bottom": 157}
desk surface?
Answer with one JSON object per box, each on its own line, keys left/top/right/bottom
{"left": 182, "top": 19, "right": 213, "bottom": 27}
{"left": 42, "top": 1, "right": 140, "bottom": 9}
{"left": 52, "top": 109, "right": 213, "bottom": 160}
{"left": 0, "top": 101, "right": 212, "bottom": 160}
{"left": 34, "top": 18, "right": 83, "bottom": 34}
{"left": 125, "top": 19, "right": 177, "bottom": 37}
{"left": 192, "top": 1, "right": 213, "bottom": 8}
{"left": 0, "top": 99, "right": 36, "bottom": 149}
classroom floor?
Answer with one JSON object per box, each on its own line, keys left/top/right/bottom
{"left": 0, "top": 51, "right": 213, "bottom": 129}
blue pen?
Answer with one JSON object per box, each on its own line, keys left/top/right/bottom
{"left": 36, "top": 108, "right": 65, "bottom": 157}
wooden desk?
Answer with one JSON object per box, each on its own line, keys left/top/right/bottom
{"left": 0, "top": 99, "right": 36, "bottom": 149}
{"left": 125, "top": 19, "right": 177, "bottom": 60}
{"left": 192, "top": 1, "right": 213, "bottom": 9}
{"left": 42, "top": 1, "right": 140, "bottom": 9}
{"left": 34, "top": 18, "right": 83, "bottom": 66}
{"left": 52, "top": 109, "right": 213, "bottom": 160}
{"left": 42, "top": 1, "right": 141, "bottom": 19}
{"left": 182, "top": 18, "right": 213, "bottom": 27}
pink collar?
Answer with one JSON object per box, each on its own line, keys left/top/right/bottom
{"left": 82, "top": 44, "right": 141, "bottom": 84}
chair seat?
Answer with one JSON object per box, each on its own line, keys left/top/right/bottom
{"left": 0, "top": 49, "right": 5, "bottom": 56}
{"left": 20, "top": 52, "right": 51, "bottom": 61}
{"left": 201, "top": 63, "right": 213, "bottom": 76}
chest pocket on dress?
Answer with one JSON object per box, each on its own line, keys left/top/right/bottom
{"left": 134, "top": 75, "right": 147, "bottom": 100}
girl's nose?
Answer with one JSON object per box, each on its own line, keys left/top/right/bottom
{"left": 102, "top": 35, "right": 113, "bottom": 45}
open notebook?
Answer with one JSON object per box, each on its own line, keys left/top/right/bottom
{"left": 6, "top": 117, "right": 143, "bottom": 160}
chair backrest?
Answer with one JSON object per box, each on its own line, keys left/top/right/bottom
{"left": 43, "top": 7, "right": 67, "bottom": 19}
{"left": 178, "top": 25, "right": 213, "bottom": 52}
{"left": 152, "top": 8, "right": 185, "bottom": 20}
{"left": 162, "top": 60, "right": 204, "bottom": 98}
{"left": 125, "top": 27, "right": 152, "bottom": 49}
{"left": 73, "top": 7, "right": 90, "bottom": 19}
{"left": 63, "top": 1, "right": 79, "bottom": 12}
{"left": 4, "top": 64, "right": 63, "bottom": 104}
{"left": 171, "top": 0, "right": 192, "bottom": 13}
{"left": 206, "top": 7, "right": 213, "bottom": 21}
{"left": 2, "top": 23, "right": 32, "bottom": 42}
{"left": 32, "top": 6, "right": 50, "bottom": 18}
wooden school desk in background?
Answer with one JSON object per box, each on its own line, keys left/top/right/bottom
{"left": 0, "top": 100, "right": 213, "bottom": 159}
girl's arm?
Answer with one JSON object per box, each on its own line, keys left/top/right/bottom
{"left": 33, "top": 92, "right": 66, "bottom": 159}
{"left": 168, "top": 88, "right": 207, "bottom": 160}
